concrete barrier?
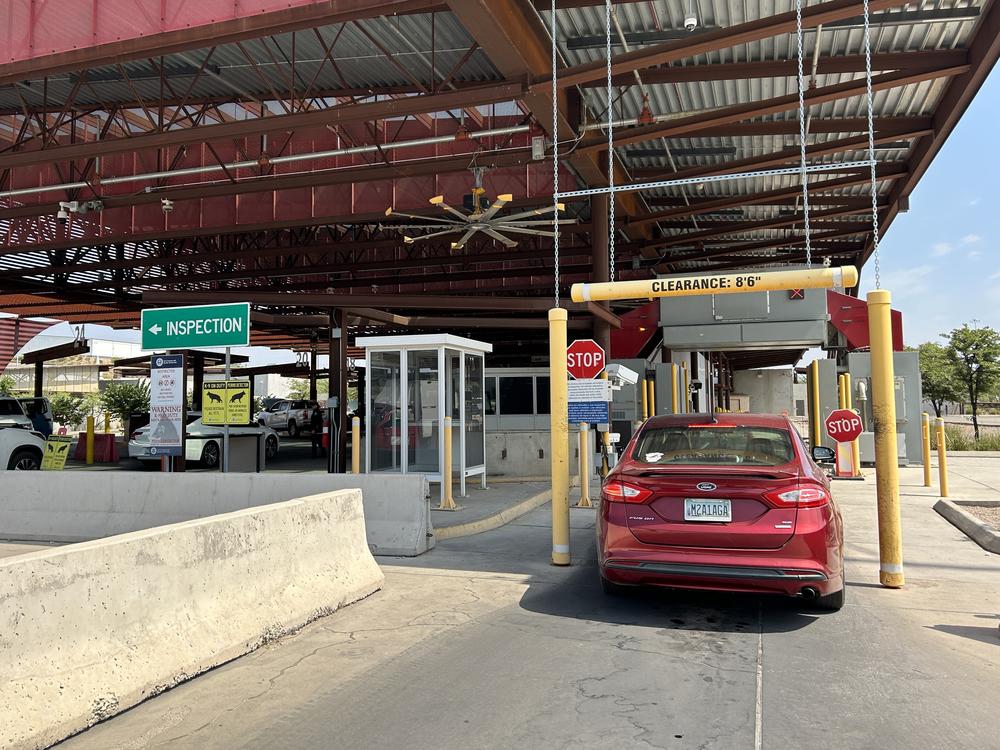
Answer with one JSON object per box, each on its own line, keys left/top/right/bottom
{"left": 0, "top": 472, "right": 433, "bottom": 556}
{"left": 0, "top": 489, "right": 384, "bottom": 750}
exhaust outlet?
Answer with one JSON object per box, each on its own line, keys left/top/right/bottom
{"left": 800, "top": 586, "right": 820, "bottom": 599}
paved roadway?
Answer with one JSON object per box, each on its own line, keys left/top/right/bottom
{"left": 56, "top": 461, "right": 1000, "bottom": 750}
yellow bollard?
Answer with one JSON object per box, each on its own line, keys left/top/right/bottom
{"left": 575, "top": 423, "right": 593, "bottom": 508}
{"left": 549, "top": 308, "right": 571, "bottom": 565}
{"left": 351, "top": 416, "right": 361, "bottom": 474}
{"left": 935, "top": 417, "right": 949, "bottom": 498}
{"left": 671, "top": 364, "right": 679, "bottom": 414}
{"left": 439, "top": 415, "right": 457, "bottom": 510}
{"left": 104, "top": 412, "right": 111, "bottom": 434}
{"left": 838, "top": 373, "right": 847, "bottom": 410}
{"left": 85, "top": 416, "right": 95, "bottom": 465}
{"left": 867, "top": 289, "right": 904, "bottom": 588}
{"left": 921, "top": 413, "right": 932, "bottom": 488}
{"left": 844, "top": 372, "right": 861, "bottom": 477}
{"left": 648, "top": 378, "right": 656, "bottom": 417}
{"left": 640, "top": 378, "right": 649, "bottom": 420}
{"left": 810, "top": 359, "right": 822, "bottom": 448}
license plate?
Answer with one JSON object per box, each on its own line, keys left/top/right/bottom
{"left": 684, "top": 498, "right": 732, "bottom": 522}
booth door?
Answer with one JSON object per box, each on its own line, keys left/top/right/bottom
{"left": 369, "top": 351, "right": 401, "bottom": 472}
{"left": 407, "top": 349, "right": 440, "bottom": 474}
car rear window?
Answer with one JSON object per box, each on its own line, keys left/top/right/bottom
{"left": 0, "top": 400, "right": 24, "bottom": 416}
{"left": 632, "top": 425, "right": 795, "bottom": 466}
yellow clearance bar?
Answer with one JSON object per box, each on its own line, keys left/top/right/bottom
{"left": 571, "top": 266, "right": 859, "bottom": 303}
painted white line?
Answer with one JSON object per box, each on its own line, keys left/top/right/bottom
{"left": 754, "top": 604, "right": 764, "bottom": 750}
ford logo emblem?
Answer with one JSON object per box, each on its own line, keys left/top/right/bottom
{"left": 696, "top": 482, "right": 717, "bottom": 492}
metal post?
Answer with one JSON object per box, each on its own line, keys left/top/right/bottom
{"left": 647, "top": 378, "right": 656, "bottom": 417}
{"left": 844, "top": 371, "right": 861, "bottom": 477}
{"left": 671, "top": 364, "right": 679, "bottom": 414}
{"left": 439, "top": 415, "right": 457, "bottom": 510}
{"left": 681, "top": 361, "right": 689, "bottom": 413}
{"left": 104, "top": 412, "right": 111, "bottom": 433}
{"left": 591, "top": 193, "right": 612, "bottom": 354}
{"left": 352, "top": 416, "right": 361, "bottom": 474}
{"left": 575, "top": 423, "right": 593, "bottom": 508}
{"left": 640, "top": 378, "right": 648, "bottom": 420}
{"left": 549, "top": 308, "right": 570, "bottom": 566}
{"left": 85, "top": 416, "right": 95, "bottom": 465}
{"left": 838, "top": 373, "right": 847, "bottom": 409}
{"left": 34, "top": 361, "right": 43, "bottom": 397}
{"left": 810, "top": 359, "right": 822, "bottom": 448}
{"left": 867, "top": 290, "right": 904, "bottom": 588}
{"left": 921, "top": 413, "right": 932, "bottom": 488}
{"left": 223, "top": 347, "right": 230, "bottom": 473}
{"left": 936, "top": 417, "right": 949, "bottom": 498}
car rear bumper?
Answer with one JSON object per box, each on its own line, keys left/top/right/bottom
{"left": 604, "top": 561, "right": 827, "bottom": 582}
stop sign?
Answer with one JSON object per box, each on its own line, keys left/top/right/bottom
{"left": 825, "top": 408, "right": 863, "bottom": 443}
{"left": 566, "top": 339, "right": 606, "bottom": 379}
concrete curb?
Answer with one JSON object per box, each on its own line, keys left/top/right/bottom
{"left": 933, "top": 499, "right": 1000, "bottom": 554}
{"left": 435, "top": 488, "right": 552, "bottom": 540}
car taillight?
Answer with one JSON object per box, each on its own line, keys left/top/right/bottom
{"left": 763, "top": 484, "right": 830, "bottom": 508}
{"left": 602, "top": 481, "right": 653, "bottom": 504}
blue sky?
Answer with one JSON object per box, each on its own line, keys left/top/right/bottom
{"left": 858, "top": 65, "right": 1000, "bottom": 347}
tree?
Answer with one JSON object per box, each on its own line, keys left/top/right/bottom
{"left": 917, "top": 342, "right": 961, "bottom": 417}
{"left": 48, "top": 392, "right": 88, "bottom": 429}
{"left": 287, "top": 379, "right": 328, "bottom": 400}
{"left": 0, "top": 375, "right": 14, "bottom": 395}
{"left": 100, "top": 381, "right": 150, "bottom": 432}
{"left": 945, "top": 324, "right": 1000, "bottom": 440}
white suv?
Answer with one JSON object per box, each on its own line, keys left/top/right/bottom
{"left": 0, "top": 426, "right": 45, "bottom": 470}
{"left": 0, "top": 397, "right": 33, "bottom": 430}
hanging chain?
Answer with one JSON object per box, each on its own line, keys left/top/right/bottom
{"left": 795, "top": 0, "right": 812, "bottom": 268}
{"left": 606, "top": 0, "right": 616, "bottom": 282}
{"left": 551, "top": 0, "right": 560, "bottom": 307}
{"left": 862, "top": 0, "right": 881, "bottom": 289}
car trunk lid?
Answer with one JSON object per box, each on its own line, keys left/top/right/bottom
{"left": 618, "top": 466, "right": 800, "bottom": 550}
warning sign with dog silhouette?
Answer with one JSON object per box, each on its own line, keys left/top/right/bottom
{"left": 41, "top": 434, "right": 73, "bottom": 471}
{"left": 202, "top": 379, "right": 252, "bottom": 426}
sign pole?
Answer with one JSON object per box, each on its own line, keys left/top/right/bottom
{"left": 223, "top": 347, "right": 230, "bottom": 473}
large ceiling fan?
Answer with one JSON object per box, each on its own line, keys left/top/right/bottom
{"left": 381, "top": 168, "right": 575, "bottom": 251}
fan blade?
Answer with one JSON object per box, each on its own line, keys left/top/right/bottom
{"left": 384, "top": 209, "right": 442, "bottom": 222}
{"left": 501, "top": 219, "right": 578, "bottom": 226}
{"left": 483, "top": 228, "right": 518, "bottom": 248}
{"left": 429, "top": 195, "right": 469, "bottom": 222}
{"left": 478, "top": 193, "right": 512, "bottom": 222}
{"left": 404, "top": 228, "right": 465, "bottom": 242}
{"left": 384, "top": 223, "right": 463, "bottom": 231}
{"left": 496, "top": 202, "right": 567, "bottom": 222}
{"left": 450, "top": 227, "right": 478, "bottom": 251}
{"left": 493, "top": 225, "right": 557, "bottom": 238}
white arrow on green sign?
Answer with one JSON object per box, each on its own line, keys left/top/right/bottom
{"left": 141, "top": 302, "right": 251, "bottom": 351}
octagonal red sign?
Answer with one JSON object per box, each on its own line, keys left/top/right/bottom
{"left": 825, "top": 408, "right": 863, "bottom": 443}
{"left": 566, "top": 339, "right": 606, "bottom": 379}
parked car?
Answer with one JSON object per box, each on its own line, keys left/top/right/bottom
{"left": 0, "top": 397, "right": 33, "bottom": 430}
{"left": 597, "top": 413, "right": 844, "bottom": 611}
{"left": 18, "top": 396, "right": 54, "bottom": 436}
{"left": 256, "top": 399, "right": 319, "bottom": 438}
{"left": 0, "top": 425, "right": 45, "bottom": 470}
{"left": 128, "top": 413, "right": 279, "bottom": 468}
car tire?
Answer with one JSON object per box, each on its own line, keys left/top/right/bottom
{"left": 200, "top": 441, "right": 221, "bottom": 469}
{"left": 8, "top": 448, "right": 41, "bottom": 470}
{"left": 287, "top": 420, "right": 299, "bottom": 438}
{"left": 265, "top": 435, "right": 278, "bottom": 460}
{"left": 811, "top": 586, "right": 845, "bottom": 612}
{"left": 600, "top": 572, "right": 631, "bottom": 596}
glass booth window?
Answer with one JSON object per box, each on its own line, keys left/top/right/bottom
{"left": 465, "top": 353, "right": 485, "bottom": 467}
{"left": 485, "top": 377, "right": 497, "bottom": 416}
{"left": 499, "top": 376, "right": 534, "bottom": 415}
{"left": 369, "top": 351, "right": 401, "bottom": 472}
{"left": 407, "top": 350, "right": 439, "bottom": 473}
{"left": 535, "top": 377, "right": 550, "bottom": 415}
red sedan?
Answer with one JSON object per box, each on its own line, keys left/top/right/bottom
{"left": 598, "top": 413, "right": 844, "bottom": 610}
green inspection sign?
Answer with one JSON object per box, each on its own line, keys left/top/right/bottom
{"left": 141, "top": 302, "right": 251, "bottom": 351}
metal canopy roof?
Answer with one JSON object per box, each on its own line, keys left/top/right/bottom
{"left": 0, "top": 0, "right": 997, "bottom": 361}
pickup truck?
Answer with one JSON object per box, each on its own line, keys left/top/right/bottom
{"left": 256, "top": 399, "right": 318, "bottom": 437}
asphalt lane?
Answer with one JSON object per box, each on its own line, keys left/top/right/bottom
{"left": 55, "top": 471, "right": 1000, "bottom": 750}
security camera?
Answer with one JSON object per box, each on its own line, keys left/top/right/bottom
{"left": 605, "top": 363, "right": 639, "bottom": 386}
{"left": 56, "top": 207, "right": 69, "bottom": 225}
{"left": 161, "top": 198, "right": 174, "bottom": 214}
{"left": 684, "top": 15, "right": 698, "bottom": 31}
{"left": 56, "top": 201, "right": 79, "bottom": 225}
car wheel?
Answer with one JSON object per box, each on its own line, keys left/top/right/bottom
{"left": 600, "top": 572, "right": 631, "bottom": 596}
{"left": 8, "top": 449, "right": 41, "bottom": 470}
{"left": 200, "top": 441, "right": 221, "bottom": 469}
{"left": 287, "top": 420, "right": 299, "bottom": 438}
{"left": 810, "top": 586, "right": 845, "bottom": 612}
{"left": 265, "top": 435, "right": 278, "bottom": 460}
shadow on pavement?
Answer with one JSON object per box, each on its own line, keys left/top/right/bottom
{"left": 928, "top": 623, "right": 1000, "bottom": 646}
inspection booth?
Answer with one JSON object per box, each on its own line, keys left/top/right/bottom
{"left": 356, "top": 334, "right": 491, "bottom": 496}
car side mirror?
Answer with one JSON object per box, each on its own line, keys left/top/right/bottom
{"left": 811, "top": 445, "right": 836, "bottom": 463}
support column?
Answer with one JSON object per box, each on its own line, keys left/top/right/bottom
{"left": 309, "top": 347, "right": 318, "bottom": 402}
{"left": 329, "top": 309, "right": 348, "bottom": 473}
{"left": 191, "top": 354, "right": 204, "bottom": 412}
{"left": 590, "top": 194, "right": 612, "bottom": 354}
{"left": 33, "top": 361, "right": 43, "bottom": 397}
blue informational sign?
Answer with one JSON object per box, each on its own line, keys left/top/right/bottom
{"left": 568, "top": 400, "right": 610, "bottom": 424}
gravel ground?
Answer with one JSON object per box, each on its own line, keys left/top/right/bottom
{"left": 963, "top": 504, "right": 1000, "bottom": 530}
